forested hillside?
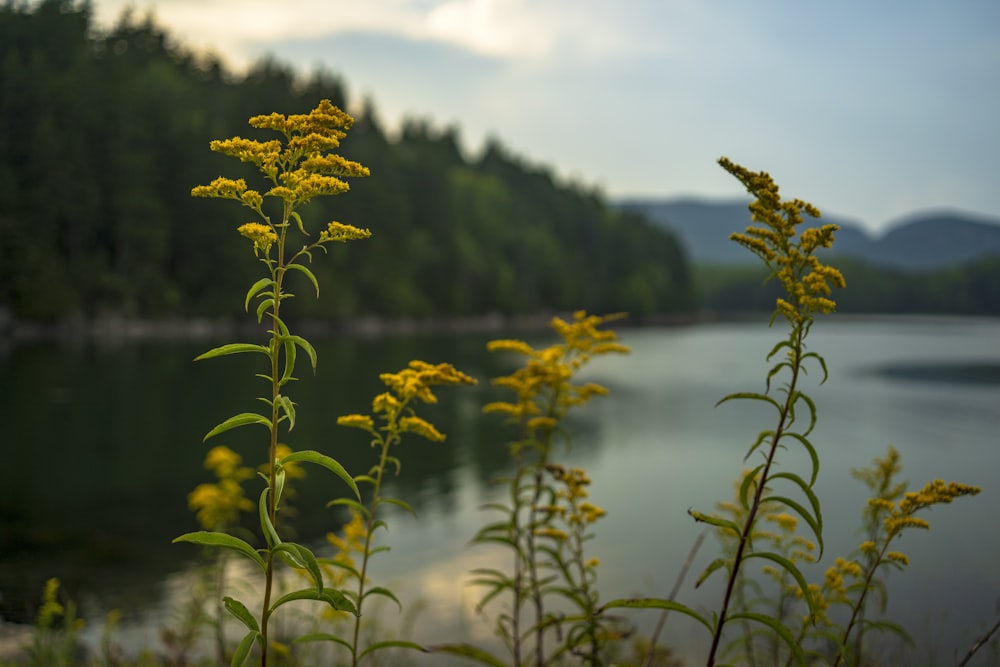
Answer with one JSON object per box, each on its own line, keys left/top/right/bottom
{"left": 0, "top": 0, "right": 694, "bottom": 324}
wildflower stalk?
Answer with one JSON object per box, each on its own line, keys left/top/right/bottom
{"left": 177, "top": 100, "right": 371, "bottom": 667}
{"left": 336, "top": 361, "right": 476, "bottom": 665}
{"left": 830, "top": 452, "right": 980, "bottom": 667}
{"left": 444, "top": 312, "right": 628, "bottom": 667}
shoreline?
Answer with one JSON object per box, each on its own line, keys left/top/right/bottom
{"left": 0, "top": 311, "right": 708, "bottom": 346}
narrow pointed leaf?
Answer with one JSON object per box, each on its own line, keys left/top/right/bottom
{"left": 777, "top": 432, "right": 821, "bottom": 486}
{"left": 270, "top": 587, "right": 357, "bottom": 616}
{"left": 173, "top": 532, "right": 265, "bottom": 570}
{"left": 432, "top": 644, "right": 509, "bottom": 667}
{"left": 231, "top": 631, "right": 260, "bottom": 667}
{"left": 361, "top": 586, "right": 402, "bottom": 610}
{"left": 258, "top": 488, "right": 281, "bottom": 548}
{"left": 244, "top": 277, "right": 275, "bottom": 312}
{"left": 744, "top": 552, "right": 817, "bottom": 621}
{"left": 194, "top": 343, "right": 270, "bottom": 361}
{"left": 287, "top": 263, "right": 320, "bottom": 298}
{"left": 282, "top": 450, "right": 359, "bottom": 500}
{"left": 287, "top": 335, "right": 317, "bottom": 373}
{"left": 717, "top": 392, "right": 781, "bottom": 413}
{"left": 688, "top": 509, "right": 742, "bottom": 537}
{"left": 739, "top": 464, "right": 766, "bottom": 509}
{"left": 599, "top": 598, "right": 713, "bottom": 635}
{"left": 727, "top": 612, "right": 805, "bottom": 666}
{"left": 290, "top": 210, "right": 308, "bottom": 235}
{"left": 277, "top": 394, "right": 296, "bottom": 431}
{"left": 766, "top": 494, "right": 824, "bottom": 557}
{"left": 294, "top": 633, "right": 352, "bottom": 650}
{"left": 256, "top": 297, "right": 274, "bottom": 323}
{"left": 695, "top": 557, "right": 730, "bottom": 588}
{"left": 223, "top": 597, "right": 260, "bottom": 633}
{"left": 203, "top": 413, "right": 271, "bottom": 441}
{"left": 274, "top": 542, "right": 323, "bottom": 594}
{"left": 378, "top": 497, "right": 417, "bottom": 518}
{"left": 326, "top": 497, "right": 371, "bottom": 519}
{"left": 359, "top": 640, "right": 428, "bottom": 660}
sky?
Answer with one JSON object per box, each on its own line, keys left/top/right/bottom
{"left": 88, "top": 0, "right": 1000, "bottom": 233}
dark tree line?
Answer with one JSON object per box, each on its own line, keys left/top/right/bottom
{"left": 0, "top": 0, "right": 694, "bottom": 324}
{"left": 697, "top": 255, "right": 1000, "bottom": 317}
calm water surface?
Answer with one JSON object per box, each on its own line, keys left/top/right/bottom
{"left": 1, "top": 316, "right": 998, "bottom": 665}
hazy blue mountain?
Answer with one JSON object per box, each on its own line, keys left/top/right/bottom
{"left": 618, "top": 198, "right": 1000, "bottom": 270}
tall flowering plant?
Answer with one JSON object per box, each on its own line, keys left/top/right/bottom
{"left": 175, "top": 100, "right": 371, "bottom": 667}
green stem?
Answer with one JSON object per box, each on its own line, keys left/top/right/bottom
{"left": 260, "top": 215, "right": 290, "bottom": 667}
{"left": 351, "top": 429, "right": 397, "bottom": 666}
{"left": 706, "top": 323, "right": 805, "bottom": 667}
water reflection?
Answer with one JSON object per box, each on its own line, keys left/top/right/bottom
{"left": 2, "top": 317, "right": 999, "bottom": 665}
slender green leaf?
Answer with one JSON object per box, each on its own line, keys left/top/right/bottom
{"left": 600, "top": 598, "right": 713, "bottom": 635}
{"left": 766, "top": 494, "right": 824, "bottom": 557}
{"left": 695, "top": 557, "right": 730, "bottom": 588}
{"left": 379, "top": 497, "right": 417, "bottom": 518}
{"left": 277, "top": 394, "right": 296, "bottom": 431}
{"left": 203, "top": 413, "right": 271, "bottom": 441}
{"left": 688, "top": 509, "right": 742, "bottom": 538}
{"left": 290, "top": 210, "right": 308, "bottom": 235}
{"left": 194, "top": 343, "right": 270, "bottom": 362}
{"left": 284, "top": 335, "right": 317, "bottom": 373}
{"left": 231, "top": 631, "right": 260, "bottom": 667}
{"left": 244, "top": 277, "right": 275, "bottom": 312}
{"left": 739, "top": 464, "right": 766, "bottom": 509}
{"left": 258, "top": 488, "right": 281, "bottom": 548}
{"left": 361, "top": 586, "right": 402, "bottom": 610}
{"left": 293, "top": 633, "right": 353, "bottom": 651}
{"left": 282, "top": 450, "right": 360, "bottom": 500}
{"left": 744, "top": 552, "right": 817, "bottom": 621}
{"left": 223, "top": 597, "right": 260, "bottom": 633}
{"left": 173, "top": 532, "right": 265, "bottom": 570}
{"left": 801, "top": 351, "right": 829, "bottom": 384}
{"left": 777, "top": 432, "right": 820, "bottom": 486}
{"left": 274, "top": 542, "right": 323, "bottom": 594}
{"left": 287, "top": 263, "right": 320, "bottom": 298}
{"left": 795, "top": 391, "right": 819, "bottom": 436}
{"left": 770, "top": 470, "right": 824, "bottom": 538}
{"left": 717, "top": 391, "right": 782, "bottom": 413}
{"left": 281, "top": 335, "right": 297, "bottom": 387}
{"left": 857, "top": 618, "right": 914, "bottom": 644}
{"left": 256, "top": 297, "right": 274, "bottom": 323}
{"left": 358, "top": 640, "right": 428, "bottom": 660}
{"left": 744, "top": 432, "right": 774, "bottom": 463}
{"left": 270, "top": 588, "right": 357, "bottom": 616}
{"left": 727, "top": 612, "right": 805, "bottom": 666}
{"left": 432, "top": 644, "right": 509, "bottom": 667}
{"left": 326, "top": 497, "right": 371, "bottom": 519}
{"left": 766, "top": 338, "right": 794, "bottom": 362}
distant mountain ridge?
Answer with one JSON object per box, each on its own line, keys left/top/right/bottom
{"left": 618, "top": 198, "right": 1000, "bottom": 270}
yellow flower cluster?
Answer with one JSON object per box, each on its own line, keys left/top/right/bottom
{"left": 484, "top": 311, "right": 629, "bottom": 430}
{"left": 237, "top": 222, "right": 278, "bottom": 254}
{"left": 882, "top": 478, "right": 981, "bottom": 535}
{"left": 188, "top": 446, "right": 254, "bottom": 531}
{"left": 319, "top": 221, "right": 372, "bottom": 243}
{"left": 338, "top": 360, "right": 476, "bottom": 443}
{"left": 718, "top": 157, "right": 846, "bottom": 323}
{"left": 191, "top": 99, "right": 371, "bottom": 243}
{"left": 544, "top": 464, "right": 607, "bottom": 527}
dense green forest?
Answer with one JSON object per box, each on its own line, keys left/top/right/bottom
{"left": 697, "top": 255, "right": 1000, "bottom": 316}
{"left": 0, "top": 0, "right": 693, "bottom": 324}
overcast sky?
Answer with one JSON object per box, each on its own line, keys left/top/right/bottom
{"left": 89, "top": 0, "right": 1000, "bottom": 233}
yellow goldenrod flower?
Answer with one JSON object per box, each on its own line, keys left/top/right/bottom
{"left": 237, "top": 222, "right": 278, "bottom": 254}
{"left": 399, "top": 415, "right": 446, "bottom": 442}
{"left": 319, "top": 221, "right": 372, "bottom": 243}
{"left": 534, "top": 527, "right": 569, "bottom": 541}
{"left": 885, "top": 551, "right": 909, "bottom": 566}
{"left": 338, "top": 414, "right": 374, "bottom": 431}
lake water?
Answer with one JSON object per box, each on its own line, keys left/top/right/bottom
{"left": 1, "top": 316, "right": 998, "bottom": 665}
